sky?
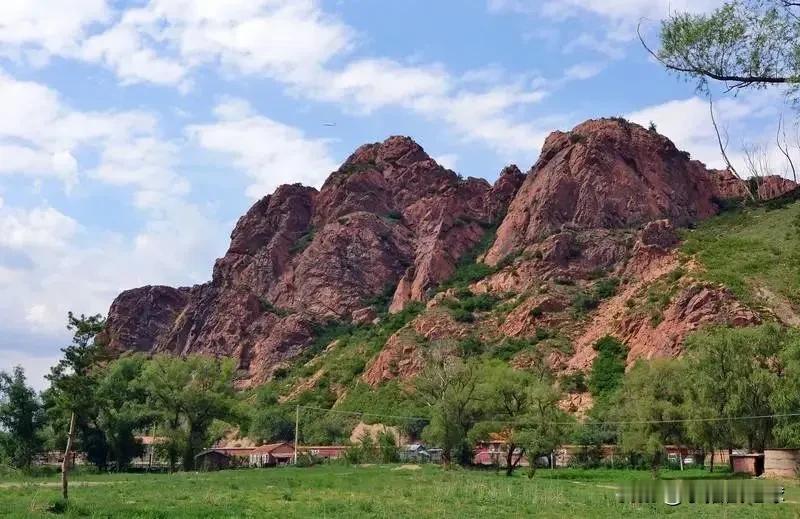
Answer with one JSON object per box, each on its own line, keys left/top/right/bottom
{"left": 1, "top": 0, "right": 798, "bottom": 391}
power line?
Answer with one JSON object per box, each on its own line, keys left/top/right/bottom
{"left": 297, "top": 404, "right": 429, "bottom": 422}
{"left": 294, "top": 405, "right": 800, "bottom": 427}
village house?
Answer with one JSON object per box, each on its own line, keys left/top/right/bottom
{"left": 300, "top": 445, "right": 348, "bottom": 461}
{"left": 249, "top": 442, "right": 295, "bottom": 467}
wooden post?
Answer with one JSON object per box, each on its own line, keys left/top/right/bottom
{"left": 293, "top": 405, "right": 299, "bottom": 465}
{"left": 61, "top": 412, "right": 76, "bottom": 500}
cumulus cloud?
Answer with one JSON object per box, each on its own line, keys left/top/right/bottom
{"left": 0, "top": 71, "right": 187, "bottom": 197}
{"left": 187, "top": 98, "right": 338, "bottom": 197}
{"left": 0, "top": 0, "right": 110, "bottom": 59}
{"left": 626, "top": 93, "right": 799, "bottom": 178}
{"left": 0, "top": 1, "right": 555, "bottom": 158}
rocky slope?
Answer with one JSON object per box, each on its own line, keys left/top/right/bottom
{"left": 101, "top": 136, "right": 525, "bottom": 384}
{"left": 101, "top": 118, "right": 797, "bottom": 390}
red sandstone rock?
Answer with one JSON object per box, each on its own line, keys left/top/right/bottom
{"left": 485, "top": 119, "right": 720, "bottom": 265}
{"left": 103, "top": 136, "right": 521, "bottom": 385}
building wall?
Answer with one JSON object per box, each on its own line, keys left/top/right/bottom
{"left": 764, "top": 449, "right": 800, "bottom": 478}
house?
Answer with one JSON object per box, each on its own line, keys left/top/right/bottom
{"left": 473, "top": 434, "right": 527, "bottom": 467}
{"left": 731, "top": 453, "right": 765, "bottom": 476}
{"left": 195, "top": 447, "right": 253, "bottom": 471}
{"left": 764, "top": 449, "right": 800, "bottom": 478}
{"left": 300, "top": 445, "right": 348, "bottom": 460}
{"left": 249, "top": 442, "right": 295, "bottom": 467}
{"left": 664, "top": 445, "right": 703, "bottom": 468}
{"left": 195, "top": 449, "right": 233, "bottom": 471}
{"left": 399, "top": 444, "right": 431, "bottom": 463}
{"left": 554, "top": 445, "right": 618, "bottom": 467}
{"left": 130, "top": 435, "right": 167, "bottom": 470}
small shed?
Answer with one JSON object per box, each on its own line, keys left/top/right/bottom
{"left": 731, "top": 453, "right": 764, "bottom": 476}
{"left": 301, "top": 446, "right": 348, "bottom": 460}
{"left": 250, "top": 442, "right": 295, "bottom": 467}
{"left": 195, "top": 449, "right": 232, "bottom": 471}
{"left": 764, "top": 449, "right": 800, "bottom": 478}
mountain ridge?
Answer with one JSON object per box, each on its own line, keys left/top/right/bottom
{"left": 99, "top": 118, "right": 797, "bottom": 389}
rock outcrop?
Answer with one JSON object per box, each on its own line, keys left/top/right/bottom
{"left": 103, "top": 119, "right": 795, "bottom": 389}
{"left": 485, "top": 119, "right": 720, "bottom": 265}
{"left": 102, "top": 136, "right": 523, "bottom": 384}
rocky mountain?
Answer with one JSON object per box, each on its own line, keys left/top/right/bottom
{"left": 100, "top": 136, "right": 525, "bottom": 385}
{"left": 100, "top": 118, "right": 797, "bottom": 391}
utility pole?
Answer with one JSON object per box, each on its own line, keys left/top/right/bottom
{"left": 294, "top": 405, "right": 299, "bottom": 465}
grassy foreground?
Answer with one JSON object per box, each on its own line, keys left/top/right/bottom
{"left": 1, "top": 465, "right": 798, "bottom": 518}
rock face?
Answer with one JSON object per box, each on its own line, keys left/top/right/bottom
{"left": 104, "top": 119, "right": 795, "bottom": 389}
{"left": 485, "top": 119, "right": 720, "bottom": 265}
{"left": 708, "top": 169, "right": 797, "bottom": 201}
{"left": 102, "top": 136, "right": 523, "bottom": 384}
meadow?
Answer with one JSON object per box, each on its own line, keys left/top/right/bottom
{"left": 1, "top": 465, "right": 797, "bottom": 518}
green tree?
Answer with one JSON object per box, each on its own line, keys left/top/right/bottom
{"left": 95, "top": 355, "right": 152, "bottom": 471}
{"left": 248, "top": 387, "right": 294, "bottom": 443}
{"left": 46, "top": 312, "right": 106, "bottom": 499}
{"left": 683, "top": 325, "right": 782, "bottom": 470}
{"left": 588, "top": 336, "right": 627, "bottom": 399}
{"left": 766, "top": 327, "right": 800, "bottom": 446}
{"left": 470, "top": 363, "right": 572, "bottom": 477}
{"left": 416, "top": 349, "right": 479, "bottom": 466}
{"left": 614, "top": 359, "right": 689, "bottom": 475}
{"left": 648, "top": 1, "right": 800, "bottom": 98}
{"left": 140, "top": 355, "right": 237, "bottom": 470}
{"left": 0, "top": 366, "right": 44, "bottom": 469}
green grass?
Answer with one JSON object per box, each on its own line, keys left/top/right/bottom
{"left": 681, "top": 201, "right": 800, "bottom": 307}
{"left": 1, "top": 465, "right": 798, "bottom": 518}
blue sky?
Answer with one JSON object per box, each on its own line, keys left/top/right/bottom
{"left": 0, "top": 0, "right": 796, "bottom": 389}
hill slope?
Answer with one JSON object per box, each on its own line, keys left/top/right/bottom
{"left": 99, "top": 118, "right": 797, "bottom": 395}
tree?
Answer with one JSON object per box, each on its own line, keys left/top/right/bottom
{"left": 94, "top": 355, "right": 152, "bottom": 471}
{"left": 416, "top": 348, "right": 480, "bottom": 466}
{"left": 140, "top": 355, "right": 237, "bottom": 470}
{"left": 46, "top": 312, "right": 106, "bottom": 500}
{"left": 683, "top": 325, "right": 782, "bottom": 469}
{"left": 645, "top": 1, "right": 800, "bottom": 98}
{"left": 767, "top": 327, "right": 800, "bottom": 446}
{"left": 614, "top": 359, "right": 690, "bottom": 475}
{"left": 248, "top": 387, "right": 294, "bottom": 443}
{"left": 588, "top": 336, "right": 627, "bottom": 399}
{"left": 0, "top": 366, "right": 44, "bottom": 468}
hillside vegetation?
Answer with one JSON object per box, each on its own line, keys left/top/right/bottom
{"left": 681, "top": 199, "right": 800, "bottom": 319}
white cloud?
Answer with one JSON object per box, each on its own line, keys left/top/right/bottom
{"left": 563, "top": 61, "right": 607, "bottom": 81}
{"left": 0, "top": 197, "right": 227, "bottom": 336}
{"left": 434, "top": 154, "right": 459, "bottom": 171}
{"left": 626, "top": 93, "right": 799, "bottom": 177}
{"left": 0, "top": 350, "right": 61, "bottom": 392}
{"left": 0, "top": 71, "right": 184, "bottom": 195}
{"left": 0, "top": 0, "right": 110, "bottom": 59}
{"left": 187, "top": 98, "right": 338, "bottom": 197}
{"left": 0, "top": 1, "right": 556, "bottom": 158}
{"left": 0, "top": 205, "right": 79, "bottom": 251}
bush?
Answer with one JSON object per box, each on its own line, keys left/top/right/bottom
{"left": 458, "top": 336, "right": 484, "bottom": 356}
{"left": 452, "top": 308, "right": 475, "bottom": 323}
{"left": 572, "top": 291, "right": 599, "bottom": 314}
{"left": 494, "top": 338, "right": 534, "bottom": 361}
{"left": 588, "top": 336, "right": 626, "bottom": 397}
{"left": 291, "top": 229, "right": 316, "bottom": 254}
{"left": 560, "top": 372, "right": 588, "bottom": 393}
{"left": 593, "top": 277, "right": 619, "bottom": 299}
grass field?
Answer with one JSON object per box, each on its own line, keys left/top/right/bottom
{"left": 1, "top": 465, "right": 798, "bottom": 518}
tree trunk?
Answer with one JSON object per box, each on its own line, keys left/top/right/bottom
{"left": 679, "top": 449, "right": 684, "bottom": 471}
{"left": 728, "top": 446, "right": 734, "bottom": 472}
{"left": 61, "top": 412, "right": 76, "bottom": 501}
{"left": 505, "top": 446, "right": 515, "bottom": 477}
{"left": 709, "top": 448, "right": 714, "bottom": 473}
